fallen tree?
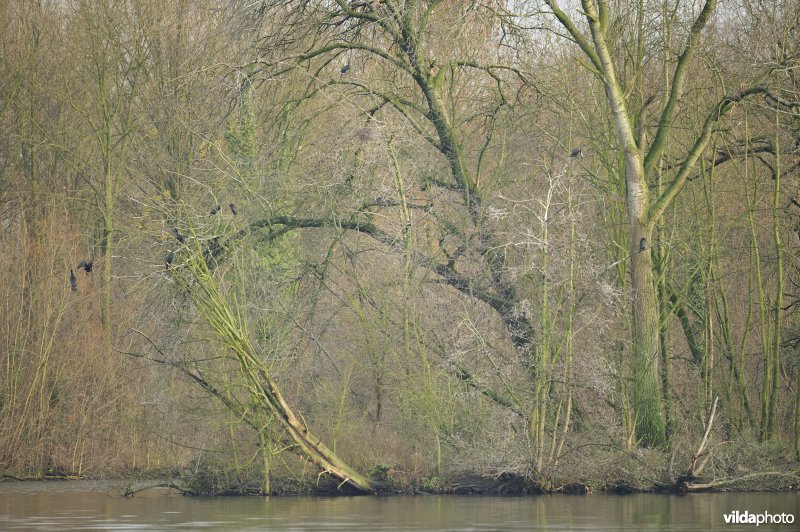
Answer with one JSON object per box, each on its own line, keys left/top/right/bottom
{"left": 166, "top": 235, "right": 377, "bottom": 494}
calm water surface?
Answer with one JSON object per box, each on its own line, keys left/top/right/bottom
{"left": 0, "top": 481, "right": 797, "bottom": 530}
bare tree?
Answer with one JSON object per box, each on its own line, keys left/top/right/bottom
{"left": 541, "top": 0, "right": 799, "bottom": 446}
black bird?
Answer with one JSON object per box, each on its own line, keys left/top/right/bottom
{"left": 229, "top": 203, "right": 238, "bottom": 216}
{"left": 211, "top": 205, "right": 221, "bottom": 215}
{"left": 340, "top": 62, "right": 350, "bottom": 74}
{"left": 165, "top": 252, "right": 175, "bottom": 268}
{"left": 77, "top": 258, "right": 93, "bottom": 273}
{"left": 639, "top": 237, "right": 647, "bottom": 252}
{"left": 570, "top": 147, "right": 581, "bottom": 158}
{"left": 69, "top": 270, "right": 77, "bottom": 292}
{"left": 165, "top": 227, "right": 186, "bottom": 243}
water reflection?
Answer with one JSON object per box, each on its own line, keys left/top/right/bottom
{"left": 0, "top": 481, "right": 797, "bottom": 530}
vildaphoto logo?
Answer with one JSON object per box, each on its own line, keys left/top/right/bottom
{"left": 723, "top": 510, "right": 795, "bottom": 526}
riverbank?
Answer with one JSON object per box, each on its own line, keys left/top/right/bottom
{"left": 1, "top": 481, "right": 798, "bottom": 530}
{"left": 3, "top": 466, "right": 797, "bottom": 497}
{"left": 3, "top": 433, "right": 798, "bottom": 496}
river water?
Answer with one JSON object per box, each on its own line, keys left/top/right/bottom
{"left": 0, "top": 481, "right": 797, "bottom": 530}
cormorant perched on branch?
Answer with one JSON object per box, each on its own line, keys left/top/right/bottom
{"left": 69, "top": 270, "right": 77, "bottom": 292}
{"left": 229, "top": 203, "right": 238, "bottom": 216}
{"left": 639, "top": 237, "right": 647, "bottom": 251}
{"left": 340, "top": 62, "right": 350, "bottom": 74}
{"left": 211, "top": 205, "right": 221, "bottom": 215}
{"left": 77, "top": 259, "right": 93, "bottom": 273}
{"left": 570, "top": 147, "right": 581, "bottom": 158}
{"left": 165, "top": 252, "right": 174, "bottom": 268}
{"left": 428, "top": 60, "right": 437, "bottom": 78}
{"left": 165, "top": 227, "right": 186, "bottom": 243}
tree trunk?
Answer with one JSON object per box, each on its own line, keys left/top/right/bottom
{"left": 256, "top": 370, "right": 376, "bottom": 492}
{"left": 630, "top": 225, "right": 667, "bottom": 446}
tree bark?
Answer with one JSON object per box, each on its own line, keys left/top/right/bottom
{"left": 630, "top": 231, "right": 666, "bottom": 446}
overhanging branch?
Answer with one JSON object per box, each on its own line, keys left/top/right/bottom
{"left": 648, "top": 87, "right": 799, "bottom": 225}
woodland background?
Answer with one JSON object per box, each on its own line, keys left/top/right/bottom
{"left": 1, "top": 0, "right": 799, "bottom": 494}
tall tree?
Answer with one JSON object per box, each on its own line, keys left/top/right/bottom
{"left": 541, "top": 0, "right": 791, "bottom": 445}
{"left": 246, "top": 0, "right": 540, "bottom": 410}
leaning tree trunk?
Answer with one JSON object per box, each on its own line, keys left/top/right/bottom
{"left": 175, "top": 242, "right": 377, "bottom": 493}
{"left": 255, "top": 368, "right": 376, "bottom": 492}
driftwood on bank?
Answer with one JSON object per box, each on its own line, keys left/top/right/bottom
{"left": 683, "top": 471, "right": 800, "bottom": 492}
{"left": 121, "top": 482, "right": 194, "bottom": 497}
